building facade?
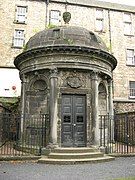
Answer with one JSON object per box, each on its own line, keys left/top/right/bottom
{"left": 0, "top": 0, "right": 135, "bottom": 112}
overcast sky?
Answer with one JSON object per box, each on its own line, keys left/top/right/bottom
{"left": 98, "top": 0, "right": 135, "bottom": 6}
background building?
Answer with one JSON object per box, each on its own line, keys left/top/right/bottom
{"left": 0, "top": 0, "right": 135, "bottom": 112}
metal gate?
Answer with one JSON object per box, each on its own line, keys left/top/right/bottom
{"left": 99, "top": 113, "right": 135, "bottom": 154}
{"left": 0, "top": 113, "right": 49, "bottom": 156}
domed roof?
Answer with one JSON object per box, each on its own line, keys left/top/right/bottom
{"left": 15, "top": 25, "right": 117, "bottom": 72}
{"left": 25, "top": 26, "right": 108, "bottom": 52}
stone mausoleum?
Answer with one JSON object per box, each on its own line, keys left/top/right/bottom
{"left": 14, "top": 25, "right": 117, "bottom": 161}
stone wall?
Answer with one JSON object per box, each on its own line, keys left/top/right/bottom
{"left": 114, "top": 101, "right": 135, "bottom": 113}
{"left": 0, "top": 104, "right": 10, "bottom": 146}
{"left": 0, "top": 0, "right": 46, "bottom": 67}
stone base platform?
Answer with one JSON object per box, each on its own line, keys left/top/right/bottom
{"left": 38, "top": 147, "right": 115, "bottom": 165}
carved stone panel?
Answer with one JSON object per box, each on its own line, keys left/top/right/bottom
{"left": 60, "top": 70, "right": 90, "bottom": 89}
{"left": 67, "top": 76, "right": 82, "bottom": 88}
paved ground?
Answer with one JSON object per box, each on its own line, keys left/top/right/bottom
{"left": 0, "top": 157, "right": 135, "bottom": 180}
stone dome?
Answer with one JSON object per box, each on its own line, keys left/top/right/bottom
{"left": 25, "top": 26, "right": 108, "bottom": 52}
{"left": 14, "top": 25, "right": 117, "bottom": 72}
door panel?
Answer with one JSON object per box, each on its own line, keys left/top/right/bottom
{"left": 61, "top": 95, "right": 86, "bottom": 147}
{"left": 62, "top": 96, "right": 73, "bottom": 147}
{"left": 74, "top": 96, "right": 86, "bottom": 147}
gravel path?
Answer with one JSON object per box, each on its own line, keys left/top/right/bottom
{"left": 0, "top": 157, "right": 135, "bottom": 180}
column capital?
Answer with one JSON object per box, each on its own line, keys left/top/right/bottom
{"left": 107, "top": 78, "right": 113, "bottom": 83}
{"left": 107, "top": 78, "right": 113, "bottom": 90}
{"left": 20, "top": 74, "right": 27, "bottom": 83}
{"left": 91, "top": 70, "right": 99, "bottom": 80}
{"left": 50, "top": 67, "right": 58, "bottom": 78}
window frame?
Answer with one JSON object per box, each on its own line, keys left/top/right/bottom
{"left": 95, "top": 8, "right": 104, "bottom": 32}
{"left": 129, "top": 81, "right": 135, "bottom": 98}
{"left": 126, "top": 49, "right": 135, "bottom": 66}
{"left": 13, "top": 29, "right": 25, "bottom": 48}
{"left": 15, "top": 5, "right": 27, "bottom": 24}
{"left": 49, "top": 10, "right": 61, "bottom": 26}
{"left": 123, "top": 12, "right": 133, "bottom": 36}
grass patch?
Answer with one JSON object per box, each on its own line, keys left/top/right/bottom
{"left": 113, "top": 177, "right": 135, "bottom": 180}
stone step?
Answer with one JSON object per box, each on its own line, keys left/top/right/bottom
{"left": 42, "top": 147, "right": 98, "bottom": 154}
{"left": 39, "top": 147, "right": 115, "bottom": 164}
{"left": 38, "top": 156, "right": 115, "bottom": 165}
{"left": 48, "top": 152, "right": 103, "bottom": 159}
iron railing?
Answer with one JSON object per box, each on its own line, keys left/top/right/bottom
{"left": 0, "top": 112, "right": 49, "bottom": 156}
{"left": 99, "top": 113, "right": 135, "bottom": 154}
{"left": 1, "top": 112, "right": 135, "bottom": 157}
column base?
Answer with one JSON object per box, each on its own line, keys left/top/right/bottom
{"left": 46, "top": 142, "right": 58, "bottom": 149}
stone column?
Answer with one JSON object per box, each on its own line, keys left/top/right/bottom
{"left": 108, "top": 78, "right": 114, "bottom": 142}
{"left": 49, "top": 67, "right": 58, "bottom": 148}
{"left": 20, "top": 74, "right": 27, "bottom": 134}
{"left": 91, "top": 71, "right": 100, "bottom": 146}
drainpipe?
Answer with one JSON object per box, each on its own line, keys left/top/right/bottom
{"left": 108, "top": 9, "right": 112, "bottom": 54}
{"left": 108, "top": 10, "right": 115, "bottom": 144}
{"left": 45, "top": 0, "right": 49, "bottom": 27}
{"left": 65, "top": 0, "right": 68, "bottom": 11}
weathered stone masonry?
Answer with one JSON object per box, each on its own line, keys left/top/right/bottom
{"left": 14, "top": 26, "right": 117, "bottom": 148}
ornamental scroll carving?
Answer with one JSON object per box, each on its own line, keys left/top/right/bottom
{"left": 67, "top": 76, "right": 82, "bottom": 88}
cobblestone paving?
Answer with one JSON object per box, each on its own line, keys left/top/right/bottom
{"left": 0, "top": 157, "right": 135, "bottom": 180}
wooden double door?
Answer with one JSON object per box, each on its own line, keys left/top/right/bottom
{"left": 61, "top": 94, "right": 86, "bottom": 147}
